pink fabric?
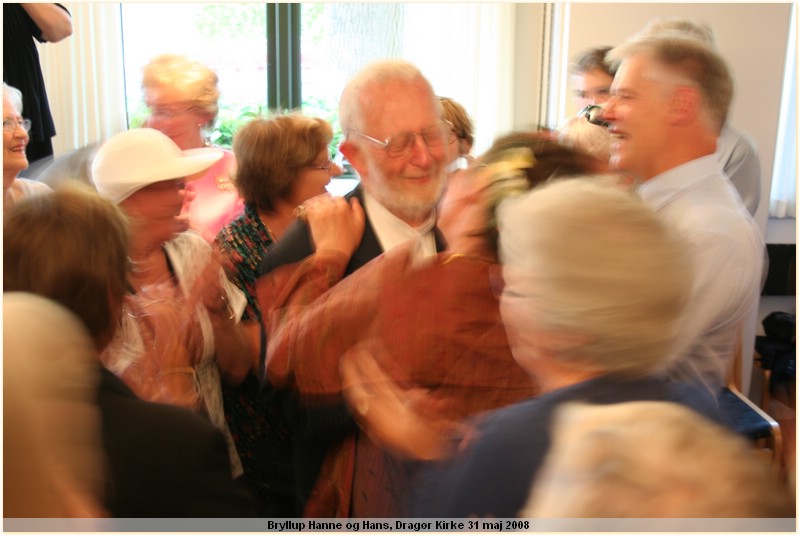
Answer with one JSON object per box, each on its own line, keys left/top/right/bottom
{"left": 182, "top": 149, "right": 244, "bottom": 242}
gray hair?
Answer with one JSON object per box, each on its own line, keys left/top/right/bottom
{"left": 608, "top": 36, "right": 733, "bottom": 133}
{"left": 557, "top": 116, "right": 613, "bottom": 162}
{"left": 498, "top": 178, "right": 692, "bottom": 377}
{"left": 3, "top": 82, "right": 24, "bottom": 114}
{"left": 339, "top": 59, "right": 438, "bottom": 135}
{"left": 637, "top": 17, "right": 715, "bottom": 45}
{"left": 524, "top": 401, "right": 795, "bottom": 518}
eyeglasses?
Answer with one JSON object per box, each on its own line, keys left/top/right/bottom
{"left": 350, "top": 120, "right": 456, "bottom": 158}
{"left": 578, "top": 105, "right": 610, "bottom": 128}
{"left": 148, "top": 105, "right": 198, "bottom": 118}
{"left": 3, "top": 118, "right": 32, "bottom": 133}
{"left": 141, "top": 179, "right": 186, "bottom": 193}
{"left": 307, "top": 159, "right": 334, "bottom": 172}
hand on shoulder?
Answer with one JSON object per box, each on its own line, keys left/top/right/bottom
{"left": 303, "top": 194, "right": 366, "bottom": 259}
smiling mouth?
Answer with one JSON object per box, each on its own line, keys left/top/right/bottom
{"left": 609, "top": 131, "right": 627, "bottom": 146}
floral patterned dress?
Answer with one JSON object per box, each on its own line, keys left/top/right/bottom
{"left": 216, "top": 204, "right": 296, "bottom": 516}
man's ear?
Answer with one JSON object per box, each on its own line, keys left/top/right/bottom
{"left": 340, "top": 139, "right": 365, "bottom": 173}
{"left": 668, "top": 86, "right": 702, "bottom": 126}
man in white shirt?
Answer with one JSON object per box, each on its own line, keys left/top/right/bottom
{"left": 602, "top": 35, "right": 764, "bottom": 394}
{"left": 635, "top": 18, "right": 762, "bottom": 214}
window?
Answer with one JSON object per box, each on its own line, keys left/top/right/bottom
{"left": 769, "top": 4, "right": 796, "bottom": 219}
{"left": 42, "top": 3, "right": 524, "bottom": 167}
{"left": 120, "top": 3, "right": 269, "bottom": 148}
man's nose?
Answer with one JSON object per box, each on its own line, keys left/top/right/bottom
{"left": 601, "top": 98, "right": 616, "bottom": 121}
{"left": 408, "top": 133, "right": 434, "bottom": 166}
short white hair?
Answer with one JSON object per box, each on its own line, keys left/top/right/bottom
{"left": 523, "top": 401, "right": 794, "bottom": 518}
{"left": 339, "top": 59, "right": 438, "bottom": 135}
{"left": 3, "top": 82, "right": 24, "bottom": 114}
{"left": 498, "top": 178, "right": 693, "bottom": 376}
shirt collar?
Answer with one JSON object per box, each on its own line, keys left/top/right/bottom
{"left": 637, "top": 154, "right": 721, "bottom": 211}
{"left": 363, "top": 190, "right": 437, "bottom": 257}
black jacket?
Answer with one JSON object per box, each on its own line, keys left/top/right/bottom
{"left": 98, "top": 367, "right": 256, "bottom": 518}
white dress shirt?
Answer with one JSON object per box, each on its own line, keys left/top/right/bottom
{"left": 362, "top": 189, "right": 438, "bottom": 259}
{"left": 638, "top": 154, "right": 765, "bottom": 394}
{"left": 717, "top": 124, "right": 762, "bottom": 215}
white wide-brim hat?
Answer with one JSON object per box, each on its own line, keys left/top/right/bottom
{"left": 91, "top": 128, "right": 223, "bottom": 204}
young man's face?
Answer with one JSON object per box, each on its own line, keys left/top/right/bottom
{"left": 571, "top": 67, "right": 614, "bottom": 110}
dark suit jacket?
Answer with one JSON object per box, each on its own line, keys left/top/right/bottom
{"left": 98, "top": 367, "right": 256, "bottom": 518}
{"left": 261, "top": 185, "right": 390, "bottom": 277}
{"left": 258, "top": 184, "right": 447, "bottom": 513}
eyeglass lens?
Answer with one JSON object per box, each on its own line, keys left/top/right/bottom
{"left": 3, "top": 118, "right": 32, "bottom": 133}
{"left": 384, "top": 122, "right": 455, "bottom": 157}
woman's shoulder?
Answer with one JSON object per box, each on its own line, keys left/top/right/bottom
{"left": 15, "top": 177, "right": 52, "bottom": 196}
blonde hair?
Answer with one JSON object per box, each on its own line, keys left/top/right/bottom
{"left": 142, "top": 54, "right": 221, "bottom": 119}
{"left": 498, "top": 178, "right": 692, "bottom": 376}
{"left": 233, "top": 113, "right": 333, "bottom": 212}
{"left": 608, "top": 36, "right": 733, "bottom": 133}
{"left": 439, "top": 96, "right": 474, "bottom": 152}
{"left": 524, "top": 401, "right": 795, "bottom": 518}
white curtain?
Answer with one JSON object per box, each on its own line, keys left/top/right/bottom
{"left": 402, "top": 3, "right": 516, "bottom": 156}
{"left": 38, "top": 3, "right": 128, "bottom": 157}
{"left": 768, "top": 4, "right": 797, "bottom": 219}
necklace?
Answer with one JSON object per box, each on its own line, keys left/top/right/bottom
{"left": 258, "top": 212, "right": 278, "bottom": 243}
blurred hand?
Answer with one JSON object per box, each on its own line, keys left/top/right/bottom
{"left": 127, "top": 281, "right": 200, "bottom": 367}
{"left": 187, "top": 245, "right": 231, "bottom": 319}
{"left": 341, "top": 340, "right": 446, "bottom": 461}
{"left": 303, "top": 195, "right": 365, "bottom": 259}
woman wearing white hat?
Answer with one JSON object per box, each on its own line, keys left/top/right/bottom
{"left": 91, "top": 128, "right": 252, "bottom": 478}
